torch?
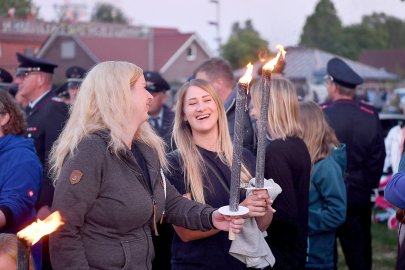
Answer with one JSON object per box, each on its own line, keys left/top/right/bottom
{"left": 218, "top": 63, "right": 253, "bottom": 240}
{"left": 16, "top": 211, "right": 64, "bottom": 270}
{"left": 254, "top": 45, "right": 286, "bottom": 188}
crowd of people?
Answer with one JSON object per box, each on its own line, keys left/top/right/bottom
{"left": 1, "top": 50, "right": 403, "bottom": 270}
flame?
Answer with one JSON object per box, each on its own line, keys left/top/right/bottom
{"left": 238, "top": 63, "right": 253, "bottom": 84}
{"left": 262, "top": 45, "right": 286, "bottom": 71}
{"left": 17, "top": 211, "right": 64, "bottom": 246}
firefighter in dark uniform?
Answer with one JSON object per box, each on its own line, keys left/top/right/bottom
{"left": 322, "top": 58, "right": 385, "bottom": 270}
{"left": 144, "top": 71, "right": 174, "bottom": 270}
{"left": 145, "top": 71, "right": 175, "bottom": 151}
{"left": 65, "top": 65, "right": 86, "bottom": 104}
{"left": 15, "top": 53, "right": 69, "bottom": 270}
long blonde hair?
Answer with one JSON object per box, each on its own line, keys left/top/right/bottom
{"left": 251, "top": 75, "right": 302, "bottom": 140}
{"left": 299, "top": 101, "right": 340, "bottom": 165}
{"left": 173, "top": 79, "right": 251, "bottom": 203}
{"left": 50, "top": 61, "right": 166, "bottom": 182}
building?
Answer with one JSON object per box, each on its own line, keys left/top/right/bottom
{"left": 0, "top": 18, "right": 213, "bottom": 83}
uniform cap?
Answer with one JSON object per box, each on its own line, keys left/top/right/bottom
{"left": 0, "top": 68, "right": 13, "bottom": 83}
{"left": 144, "top": 71, "right": 170, "bottom": 93}
{"left": 327, "top": 57, "right": 363, "bottom": 89}
{"left": 65, "top": 66, "right": 86, "bottom": 89}
{"left": 16, "top": 53, "right": 58, "bottom": 76}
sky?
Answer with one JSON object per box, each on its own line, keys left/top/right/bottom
{"left": 33, "top": 0, "right": 405, "bottom": 54}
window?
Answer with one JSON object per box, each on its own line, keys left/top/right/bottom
{"left": 186, "top": 44, "right": 197, "bottom": 61}
{"left": 61, "top": 41, "right": 75, "bottom": 59}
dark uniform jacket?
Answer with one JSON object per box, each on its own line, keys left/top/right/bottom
{"left": 153, "top": 105, "right": 175, "bottom": 151}
{"left": 25, "top": 90, "right": 69, "bottom": 208}
{"left": 50, "top": 132, "right": 216, "bottom": 270}
{"left": 224, "top": 90, "right": 256, "bottom": 154}
{"left": 323, "top": 99, "right": 385, "bottom": 210}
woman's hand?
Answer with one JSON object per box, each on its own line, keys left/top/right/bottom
{"left": 240, "top": 189, "right": 275, "bottom": 218}
{"left": 211, "top": 210, "right": 245, "bottom": 233}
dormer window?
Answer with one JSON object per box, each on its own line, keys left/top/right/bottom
{"left": 187, "top": 44, "right": 197, "bottom": 61}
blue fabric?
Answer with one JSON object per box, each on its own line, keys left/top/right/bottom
{"left": 385, "top": 153, "right": 405, "bottom": 209}
{"left": 306, "top": 145, "right": 347, "bottom": 269}
{"left": 0, "top": 134, "right": 43, "bottom": 269}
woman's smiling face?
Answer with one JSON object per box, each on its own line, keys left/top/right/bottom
{"left": 182, "top": 85, "right": 219, "bottom": 136}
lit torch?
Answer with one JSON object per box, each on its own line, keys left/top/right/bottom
{"left": 255, "top": 45, "right": 286, "bottom": 188}
{"left": 17, "top": 211, "right": 64, "bottom": 270}
{"left": 219, "top": 63, "right": 253, "bottom": 240}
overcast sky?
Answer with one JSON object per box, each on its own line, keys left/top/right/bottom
{"left": 33, "top": 0, "right": 405, "bottom": 54}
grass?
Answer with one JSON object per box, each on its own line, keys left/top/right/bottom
{"left": 337, "top": 222, "right": 397, "bottom": 270}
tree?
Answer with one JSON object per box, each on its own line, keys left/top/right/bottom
{"left": 221, "top": 20, "right": 270, "bottom": 69}
{"left": 299, "top": 0, "right": 344, "bottom": 54}
{"left": 0, "top": 0, "right": 35, "bottom": 19}
{"left": 91, "top": 3, "right": 128, "bottom": 24}
{"left": 361, "top": 13, "right": 405, "bottom": 49}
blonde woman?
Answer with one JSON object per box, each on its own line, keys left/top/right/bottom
{"left": 48, "top": 62, "right": 245, "bottom": 270}
{"left": 250, "top": 75, "right": 311, "bottom": 270}
{"left": 166, "top": 79, "right": 273, "bottom": 270}
{"left": 299, "top": 101, "right": 346, "bottom": 270}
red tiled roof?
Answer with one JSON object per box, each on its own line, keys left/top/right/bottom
{"left": 81, "top": 36, "right": 149, "bottom": 69}
{"left": 80, "top": 31, "right": 193, "bottom": 71}
{"left": 358, "top": 49, "right": 405, "bottom": 74}
{"left": 153, "top": 33, "right": 192, "bottom": 70}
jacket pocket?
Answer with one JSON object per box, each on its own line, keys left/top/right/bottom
{"left": 120, "top": 234, "right": 149, "bottom": 270}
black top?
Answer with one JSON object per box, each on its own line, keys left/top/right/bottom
{"left": 323, "top": 99, "right": 385, "bottom": 209}
{"left": 166, "top": 147, "right": 255, "bottom": 270}
{"left": 264, "top": 136, "right": 311, "bottom": 270}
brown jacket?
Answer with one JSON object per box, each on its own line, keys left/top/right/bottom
{"left": 50, "top": 132, "right": 214, "bottom": 270}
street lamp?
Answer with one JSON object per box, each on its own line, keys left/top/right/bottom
{"left": 208, "top": 0, "right": 221, "bottom": 54}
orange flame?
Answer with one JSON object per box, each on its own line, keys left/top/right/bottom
{"left": 17, "top": 211, "right": 64, "bottom": 246}
{"left": 238, "top": 63, "right": 253, "bottom": 84}
{"left": 262, "top": 45, "right": 287, "bottom": 71}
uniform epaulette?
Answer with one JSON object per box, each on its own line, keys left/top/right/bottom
{"left": 359, "top": 106, "right": 374, "bottom": 115}
{"left": 359, "top": 100, "right": 374, "bottom": 106}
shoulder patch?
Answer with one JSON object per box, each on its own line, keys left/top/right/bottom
{"left": 69, "top": 170, "right": 83, "bottom": 185}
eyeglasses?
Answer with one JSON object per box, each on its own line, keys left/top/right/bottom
{"left": 15, "top": 67, "right": 41, "bottom": 80}
{"left": 324, "top": 75, "right": 334, "bottom": 85}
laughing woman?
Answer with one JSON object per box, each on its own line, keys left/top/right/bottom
{"left": 49, "top": 62, "right": 245, "bottom": 270}
{"left": 166, "top": 79, "right": 274, "bottom": 270}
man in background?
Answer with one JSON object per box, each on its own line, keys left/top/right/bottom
{"left": 194, "top": 58, "right": 256, "bottom": 153}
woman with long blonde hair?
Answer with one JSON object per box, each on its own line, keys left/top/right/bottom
{"left": 250, "top": 75, "right": 311, "bottom": 270}
{"left": 166, "top": 79, "right": 273, "bottom": 270}
{"left": 299, "top": 101, "right": 346, "bottom": 270}
{"left": 48, "top": 61, "right": 245, "bottom": 270}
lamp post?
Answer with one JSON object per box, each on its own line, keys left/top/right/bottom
{"left": 208, "top": 0, "right": 221, "bottom": 54}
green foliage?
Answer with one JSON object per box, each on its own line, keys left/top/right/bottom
{"left": 221, "top": 20, "right": 270, "bottom": 69}
{"left": 91, "top": 3, "right": 128, "bottom": 24}
{"left": 300, "top": 0, "right": 343, "bottom": 54}
{"left": 0, "top": 0, "right": 33, "bottom": 18}
{"left": 300, "top": 0, "right": 405, "bottom": 60}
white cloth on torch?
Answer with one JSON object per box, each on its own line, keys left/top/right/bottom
{"left": 229, "top": 178, "right": 282, "bottom": 268}
{"left": 229, "top": 217, "right": 275, "bottom": 268}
